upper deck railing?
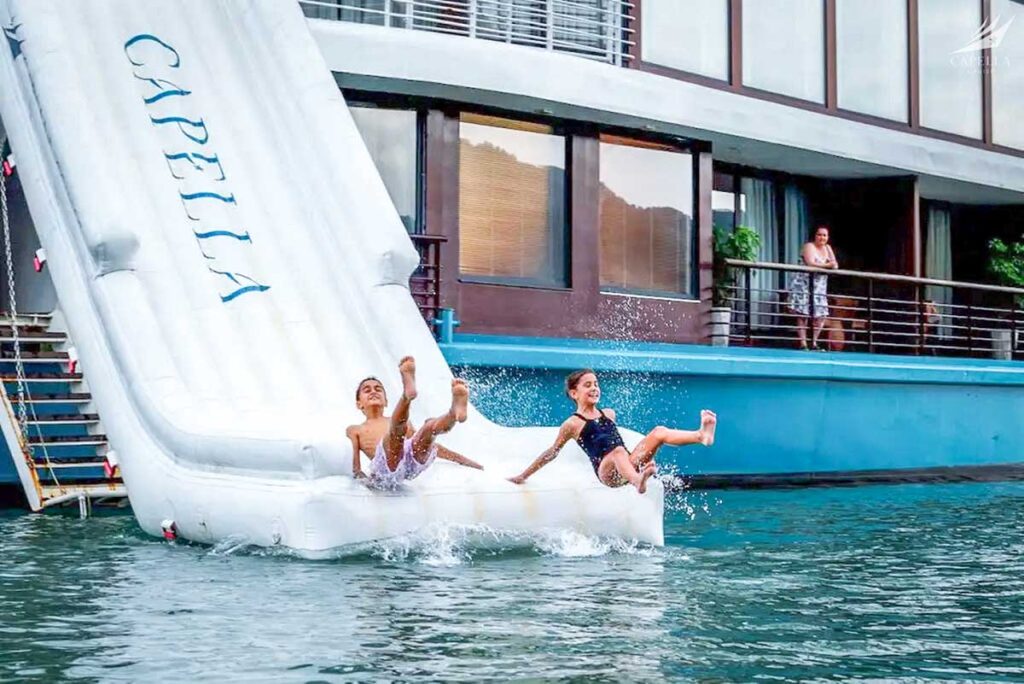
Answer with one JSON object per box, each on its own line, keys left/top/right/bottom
{"left": 718, "top": 260, "right": 1024, "bottom": 361}
{"left": 299, "top": 0, "right": 636, "bottom": 66}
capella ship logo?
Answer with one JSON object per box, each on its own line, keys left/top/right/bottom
{"left": 950, "top": 14, "right": 1015, "bottom": 71}
{"left": 954, "top": 13, "right": 1015, "bottom": 53}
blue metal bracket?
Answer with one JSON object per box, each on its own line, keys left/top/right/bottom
{"left": 433, "top": 308, "right": 460, "bottom": 344}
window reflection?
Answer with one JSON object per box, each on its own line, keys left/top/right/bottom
{"left": 599, "top": 136, "right": 695, "bottom": 297}
{"left": 642, "top": 0, "right": 729, "bottom": 80}
{"left": 458, "top": 114, "right": 568, "bottom": 287}
{"left": 350, "top": 105, "right": 420, "bottom": 233}
{"left": 919, "top": 0, "right": 983, "bottom": 138}
{"left": 993, "top": 0, "right": 1024, "bottom": 149}
{"left": 836, "top": 0, "right": 909, "bottom": 121}
{"left": 742, "top": 0, "right": 825, "bottom": 103}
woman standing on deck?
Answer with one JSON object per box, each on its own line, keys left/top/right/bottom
{"left": 789, "top": 225, "right": 838, "bottom": 350}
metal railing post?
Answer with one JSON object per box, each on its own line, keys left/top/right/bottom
{"left": 867, "top": 279, "right": 874, "bottom": 353}
{"left": 745, "top": 267, "right": 753, "bottom": 346}
{"left": 1013, "top": 294, "right": 1019, "bottom": 360}
{"left": 916, "top": 283, "right": 924, "bottom": 356}
{"left": 967, "top": 291, "right": 974, "bottom": 356}
{"left": 545, "top": 0, "right": 554, "bottom": 51}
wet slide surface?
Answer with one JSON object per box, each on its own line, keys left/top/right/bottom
{"left": 0, "top": 0, "right": 661, "bottom": 549}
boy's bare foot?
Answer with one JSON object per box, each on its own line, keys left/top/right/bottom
{"left": 399, "top": 356, "right": 417, "bottom": 400}
{"left": 451, "top": 379, "right": 469, "bottom": 423}
{"left": 699, "top": 409, "right": 717, "bottom": 447}
{"left": 637, "top": 463, "right": 656, "bottom": 494}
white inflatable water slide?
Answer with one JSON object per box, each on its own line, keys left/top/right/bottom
{"left": 0, "top": 0, "right": 662, "bottom": 554}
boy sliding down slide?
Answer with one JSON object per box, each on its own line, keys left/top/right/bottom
{"left": 509, "top": 369, "right": 716, "bottom": 494}
{"left": 346, "top": 356, "right": 482, "bottom": 488}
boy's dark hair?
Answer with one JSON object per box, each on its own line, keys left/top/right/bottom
{"left": 355, "top": 376, "right": 385, "bottom": 401}
{"left": 565, "top": 368, "right": 597, "bottom": 400}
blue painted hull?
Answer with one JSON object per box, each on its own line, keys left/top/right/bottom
{"left": 444, "top": 335, "right": 1024, "bottom": 480}
{"left": 0, "top": 443, "right": 15, "bottom": 485}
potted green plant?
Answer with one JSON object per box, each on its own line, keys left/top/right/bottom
{"left": 987, "top": 237, "right": 1024, "bottom": 359}
{"left": 711, "top": 225, "right": 761, "bottom": 346}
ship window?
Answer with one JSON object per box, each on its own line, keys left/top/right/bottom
{"left": 836, "top": 0, "right": 909, "bottom": 122}
{"left": 919, "top": 0, "right": 983, "bottom": 139}
{"left": 458, "top": 114, "right": 569, "bottom": 288}
{"left": 641, "top": 0, "right": 729, "bottom": 81}
{"left": 742, "top": 0, "right": 826, "bottom": 103}
{"left": 993, "top": 0, "right": 1024, "bottom": 149}
{"left": 599, "top": 135, "right": 695, "bottom": 298}
{"left": 349, "top": 104, "right": 422, "bottom": 233}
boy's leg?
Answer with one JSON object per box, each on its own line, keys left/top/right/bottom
{"left": 384, "top": 356, "right": 418, "bottom": 471}
{"left": 628, "top": 410, "right": 717, "bottom": 468}
{"left": 410, "top": 379, "right": 469, "bottom": 463}
{"left": 599, "top": 450, "right": 656, "bottom": 494}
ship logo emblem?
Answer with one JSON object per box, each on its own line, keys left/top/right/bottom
{"left": 953, "top": 13, "right": 1015, "bottom": 53}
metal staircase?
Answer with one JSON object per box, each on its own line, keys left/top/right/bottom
{"left": 0, "top": 311, "right": 126, "bottom": 512}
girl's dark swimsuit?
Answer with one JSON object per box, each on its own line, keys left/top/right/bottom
{"left": 574, "top": 410, "right": 626, "bottom": 473}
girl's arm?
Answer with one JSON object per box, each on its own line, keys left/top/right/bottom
{"left": 436, "top": 445, "right": 484, "bottom": 470}
{"left": 508, "top": 420, "right": 577, "bottom": 484}
{"left": 347, "top": 427, "right": 366, "bottom": 480}
{"left": 826, "top": 245, "right": 839, "bottom": 269}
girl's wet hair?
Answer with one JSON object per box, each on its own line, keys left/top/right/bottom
{"left": 355, "top": 376, "right": 385, "bottom": 401}
{"left": 565, "top": 368, "right": 597, "bottom": 400}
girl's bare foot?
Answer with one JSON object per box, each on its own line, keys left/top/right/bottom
{"left": 637, "top": 463, "right": 656, "bottom": 494}
{"left": 399, "top": 356, "right": 417, "bottom": 400}
{"left": 451, "top": 379, "right": 469, "bottom": 423}
{"left": 699, "top": 409, "right": 717, "bottom": 447}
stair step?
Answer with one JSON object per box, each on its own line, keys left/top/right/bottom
{"left": 15, "top": 393, "right": 91, "bottom": 404}
{"left": 0, "top": 351, "right": 69, "bottom": 362}
{"left": 27, "top": 414, "right": 99, "bottom": 426}
{"left": 0, "top": 311, "right": 52, "bottom": 321}
{"left": 28, "top": 434, "right": 107, "bottom": 446}
{"left": 39, "top": 482, "right": 126, "bottom": 505}
{"left": 0, "top": 330, "right": 64, "bottom": 341}
{"left": 2, "top": 373, "right": 82, "bottom": 383}
{"left": 32, "top": 459, "right": 107, "bottom": 469}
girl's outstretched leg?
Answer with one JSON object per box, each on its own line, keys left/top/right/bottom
{"left": 600, "top": 449, "right": 656, "bottom": 494}
{"left": 410, "top": 379, "right": 470, "bottom": 463}
{"left": 384, "top": 356, "right": 417, "bottom": 471}
{"left": 629, "top": 410, "right": 717, "bottom": 468}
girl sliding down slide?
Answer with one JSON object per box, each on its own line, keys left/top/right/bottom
{"left": 508, "top": 369, "right": 716, "bottom": 493}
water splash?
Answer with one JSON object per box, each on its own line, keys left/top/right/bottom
{"left": 661, "top": 466, "right": 723, "bottom": 521}
{"left": 355, "top": 524, "right": 668, "bottom": 566}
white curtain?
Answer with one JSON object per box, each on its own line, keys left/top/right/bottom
{"left": 925, "top": 206, "right": 953, "bottom": 338}
{"left": 740, "top": 177, "right": 779, "bottom": 328}
{"left": 783, "top": 183, "right": 811, "bottom": 287}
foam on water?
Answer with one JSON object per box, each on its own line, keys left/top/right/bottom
{"left": 197, "top": 522, "right": 677, "bottom": 566}
{"left": 191, "top": 472, "right": 719, "bottom": 564}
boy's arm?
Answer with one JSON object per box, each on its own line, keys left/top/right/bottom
{"left": 436, "top": 445, "right": 484, "bottom": 470}
{"left": 346, "top": 427, "right": 366, "bottom": 480}
{"left": 508, "top": 420, "right": 576, "bottom": 484}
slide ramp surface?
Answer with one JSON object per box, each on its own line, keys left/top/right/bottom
{"left": 0, "top": 0, "right": 662, "bottom": 552}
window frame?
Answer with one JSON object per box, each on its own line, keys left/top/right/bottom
{"left": 596, "top": 133, "right": 700, "bottom": 300}
{"left": 347, "top": 96, "right": 428, "bottom": 235}
{"left": 455, "top": 111, "right": 574, "bottom": 290}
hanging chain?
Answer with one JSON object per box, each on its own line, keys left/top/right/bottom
{"left": 0, "top": 169, "right": 30, "bottom": 449}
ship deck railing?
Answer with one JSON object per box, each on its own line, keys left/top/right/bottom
{"left": 717, "top": 259, "right": 1024, "bottom": 361}
{"left": 298, "top": 0, "right": 636, "bottom": 66}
